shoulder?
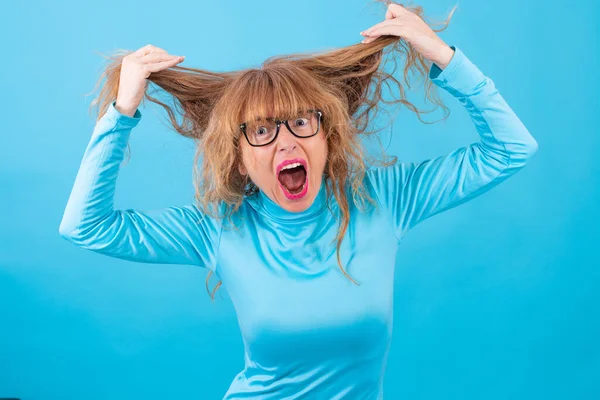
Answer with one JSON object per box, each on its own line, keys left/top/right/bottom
{"left": 364, "top": 161, "right": 406, "bottom": 193}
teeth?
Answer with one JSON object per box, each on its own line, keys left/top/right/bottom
{"left": 280, "top": 162, "right": 302, "bottom": 171}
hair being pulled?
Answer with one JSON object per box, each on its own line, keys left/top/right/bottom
{"left": 88, "top": 1, "right": 457, "bottom": 300}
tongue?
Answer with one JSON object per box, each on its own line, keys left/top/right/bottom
{"left": 279, "top": 167, "right": 306, "bottom": 193}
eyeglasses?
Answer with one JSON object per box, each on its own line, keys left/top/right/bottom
{"left": 239, "top": 109, "right": 323, "bottom": 147}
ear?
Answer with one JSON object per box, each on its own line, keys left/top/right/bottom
{"left": 238, "top": 161, "right": 247, "bottom": 176}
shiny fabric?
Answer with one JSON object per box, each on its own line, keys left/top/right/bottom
{"left": 59, "top": 45, "right": 538, "bottom": 399}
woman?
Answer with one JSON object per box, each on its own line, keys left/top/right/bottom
{"left": 59, "top": 2, "right": 538, "bottom": 399}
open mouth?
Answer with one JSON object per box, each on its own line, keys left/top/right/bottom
{"left": 277, "top": 160, "right": 308, "bottom": 200}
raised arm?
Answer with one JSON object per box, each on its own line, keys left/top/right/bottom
{"left": 367, "top": 45, "right": 539, "bottom": 240}
{"left": 59, "top": 101, "right": 221, "bottom": 270}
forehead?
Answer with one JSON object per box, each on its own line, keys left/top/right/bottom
{"left": 244, "top": 108, "right": 315, "bottom": 123}
{"left": 235, "top": 69, "right": 316, "bottom": 123}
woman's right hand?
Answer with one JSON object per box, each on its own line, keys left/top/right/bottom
{"left": 115, "top": 44, "right": 185, "bottom": 117}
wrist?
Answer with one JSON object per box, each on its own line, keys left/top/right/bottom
{"left": 114, "top": 101, "right": 138, "bottom": 118}
{"left": 432, "top": 45, "right": 455, "bottom": 70}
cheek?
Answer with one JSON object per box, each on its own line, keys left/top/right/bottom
{"left": 242, "top": 147, "right": 272, "bottom": 179}
{"left": 313, "top": 137, "right": 329, "bottom": 169}
{"left": 238, "top": 146, "right": 250, "bottom": 175}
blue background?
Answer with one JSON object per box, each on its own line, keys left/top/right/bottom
{"left": 1, "top": 0, "right": 598, "bottom": 399}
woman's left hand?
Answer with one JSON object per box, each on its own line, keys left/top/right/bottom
{"left": 360, "top": 3, "right": 455, "bottom": 70}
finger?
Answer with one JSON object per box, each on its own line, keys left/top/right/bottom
{"left": 139, "top": 53, "right": 183, "bottom": 64}
{"left": 361, "top": 25, "right": 404, "bottom": 43}
{"left": 386, "top": 3, "right": 406, "bottom": 18}
{"left": 388, "top": 3, "right": 407, "bottom": 13}
{"left": 361, "top": 20, "right": 400, "bottom": 37}
{"left": 145, "top": 56, "right": 185, "bottom": 73}
{"left": 361, "top": 35, "right": 380, "bottom": 44}
{"left": 133, "top": 44, "right": 168, "bottom": 58}
{"left": 385, "top": 4, "right": 395, "bottom": 20}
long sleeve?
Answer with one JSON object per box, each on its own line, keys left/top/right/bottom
{"left": 58, "top": 101, "right": 221, "bottom": 271}
{"left": 366, "top": 45, "right": 539, "bottom": 240}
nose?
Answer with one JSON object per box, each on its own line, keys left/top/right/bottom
{"left": 276, "top": 123, "right": 298, "bottom": 153}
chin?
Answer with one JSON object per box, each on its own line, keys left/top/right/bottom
{"left": 281, "top": 197, "right": 312, "bottom": 213}
{"left": 275, "top": 178, "right": 315, "bottom": 213}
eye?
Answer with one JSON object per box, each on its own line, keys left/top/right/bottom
{"left": 293, "top": 117, "right": 308, "bottom": 127}
{"left": 256, "top": 126, "right": 269, "bottom": 136}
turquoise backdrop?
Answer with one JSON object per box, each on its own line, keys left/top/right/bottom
{"left": 1, "top": 0, "right": 598, "bottom": 398}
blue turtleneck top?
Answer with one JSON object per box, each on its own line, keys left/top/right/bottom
{"left": 59, "top": 45, "right": 538, "bottom": 399}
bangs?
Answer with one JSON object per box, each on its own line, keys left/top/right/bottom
{"left": 235, "top": 66, "right": 321, "bottom": 125}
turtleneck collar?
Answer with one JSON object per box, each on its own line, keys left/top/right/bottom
{"left": 251, "top": 177, "right": 329, "bottom": 222}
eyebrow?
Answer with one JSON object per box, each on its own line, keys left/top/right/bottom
{"left": 249, "top": 108, "right": 313, "bottom": 122}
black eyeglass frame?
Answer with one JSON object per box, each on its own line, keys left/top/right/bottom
{"left": 239, "top": 109, "right": 323, "bottom": 147}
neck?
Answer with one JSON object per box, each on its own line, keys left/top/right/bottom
{"left": 256, "top": 178, "right": 329, "bottom": 222}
